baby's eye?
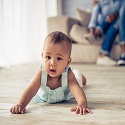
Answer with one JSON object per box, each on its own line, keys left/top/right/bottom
{"left": 46, "top": 56, "right": 51, "bottom": 59}
{"left": 57, "top": 57, "right": 62, "bottom": 60}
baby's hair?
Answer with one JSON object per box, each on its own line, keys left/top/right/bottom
{"left": 44, "top": 31, "right": 72, "bottom": 55}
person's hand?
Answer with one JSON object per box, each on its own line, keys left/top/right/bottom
{"left": 93, "top": 0, "right": 99, "bottom": 6}
{"left": 94, "top": 28, "right": 102, "bottom": 37}
{"left": 106, "top": 13, "right": 118, "bottom": 23}
{"left": 70, "top": 103, "right": 92, "bottom": 115}
{"left": 10, "top": 104, "right": 26, "bottom": 114}
{"left": 89, "top": 28, "right": 95, "bottom": 34}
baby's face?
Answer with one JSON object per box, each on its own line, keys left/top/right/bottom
{"left": 42, "top": 41, "right": 71, "bottom": 78}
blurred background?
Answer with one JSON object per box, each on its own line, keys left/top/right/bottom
{"left": 0, "top": 0, "right": 92, "bottom": 67}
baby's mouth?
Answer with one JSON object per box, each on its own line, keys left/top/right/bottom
{"left": 50, "top": 69, "right": 56, "bottom": 73}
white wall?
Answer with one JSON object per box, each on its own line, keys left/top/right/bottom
{"left": 62, "top": 0, "right": 93, "bottom": 18}
{"left": 46, "top": 0, "right": 62, "bottom": 17}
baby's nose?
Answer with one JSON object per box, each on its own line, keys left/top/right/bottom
{"left": 50, "top": 60, "right": 56, "bottom": 66}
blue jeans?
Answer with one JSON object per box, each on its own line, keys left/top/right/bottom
{"left": 119, "top": 1, "right": 125, "bottom": 45}
{"left": 88, "top": 0, "right": 121, "bottom": 28}
{"left": 99, "top": 20, "right": 119, "bottom": 56}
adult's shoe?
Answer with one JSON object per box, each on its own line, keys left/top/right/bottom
{"left": 97, "top": 56, "right": 116, "bottom": 66}
{"left": 117, "top": 54, "right": 125, "bottom": 66}
{"left": 84, "top": 33, "right": 96, "bottom": 44}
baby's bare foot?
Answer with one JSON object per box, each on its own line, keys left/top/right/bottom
{"left": 82, "top": 75, "right": 86, "bottom": 86}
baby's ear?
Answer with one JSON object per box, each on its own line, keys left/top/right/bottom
{"left": 67, "top": 57, "right": 71, "bottom": 66}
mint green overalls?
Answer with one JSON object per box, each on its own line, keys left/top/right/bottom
{"left": 34, "top": 66, "right": 74, "bottom": 104}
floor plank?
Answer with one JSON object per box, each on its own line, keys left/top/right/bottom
{"left": 0, "top": 63, "right": 125, "bottom": 125}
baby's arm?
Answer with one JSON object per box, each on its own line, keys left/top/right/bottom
{"left": 10, "top": 69, "right": 42, "bottom": 114}
{"left": 68, "top": 70, "right": 92, "bottom": 115}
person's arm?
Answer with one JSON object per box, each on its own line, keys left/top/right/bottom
{"left": 10, "top": 69, "right": 42, "bottom": 114}
{"left": 68, "top": 70, "right": 92, "bottom": 115}
{"left": 88, "top": 1, "right": 100, "bottom": 32}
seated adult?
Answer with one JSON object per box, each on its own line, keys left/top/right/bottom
{"left": 84, "top": 0, "right": 121, "bottom": 66}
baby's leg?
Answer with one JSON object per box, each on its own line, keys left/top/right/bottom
{"left": 72, "top": 69, "right": 86, "bottom": 88}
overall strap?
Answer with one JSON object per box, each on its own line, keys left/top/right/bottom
{"left": 61, "top": 67, "right": 71, "bottom": 87}
{"left": 41, "top": 65, "right": 47, "bottom": 86}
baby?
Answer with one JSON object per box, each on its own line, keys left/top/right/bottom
{"left": 10, "top": 31, "right": 92, "bottom": 115}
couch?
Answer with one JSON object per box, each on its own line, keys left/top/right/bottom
{"left": 47, "top": 8, "right": 121, "bottom": 63}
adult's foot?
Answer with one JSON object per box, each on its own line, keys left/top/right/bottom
{"left": 84, "top": 33, "right": 96, "bottom": 44}
{"left": 117, "top": 53, "right": 125, "bottom": 66}
{"left": 97, "top": 56, "right": 116, "bottom": 66}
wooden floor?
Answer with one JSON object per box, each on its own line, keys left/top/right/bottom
{"left": 0, "top": 63, "right": 125, "bottom": 125}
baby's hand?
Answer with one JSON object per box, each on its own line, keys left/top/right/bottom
{"left": 70, "top": 104, "right": 92, "bottom": 115}
{"left": 10, "top": 104, "right": 25, "bottom": 114}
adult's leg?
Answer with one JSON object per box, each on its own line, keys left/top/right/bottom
{"left": 97, "top": 21, "right": 118, "bottom": 66}
{"left": 94, "top": 19, "right": 110, "bottom": 37}
{"left": 119, "top": 2, "right": 125, "bottom": 48}
{"left": 117, "top": 2, "right": 125, "bottom": 66}
{"left": 101, "top": 21, "right": 118, "bottom": 55}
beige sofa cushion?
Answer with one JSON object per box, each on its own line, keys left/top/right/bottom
{"left": 71, "top": 43, "right": 121, "bottom": 63}
{"left": 69, "top": 24, "right": 90, "bottom": 44}
{"left": 76, "top": 8, "right": 91, "bottom": 26}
